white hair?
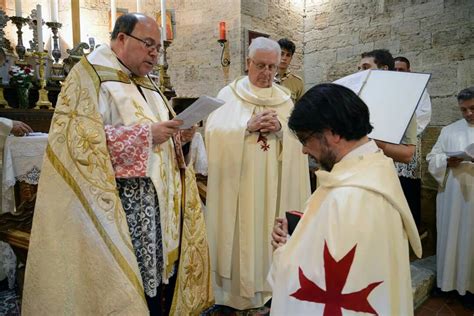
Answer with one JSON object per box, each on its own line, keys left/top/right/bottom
{"left": 248, "top": 37, "right": 281, "bottom": 63}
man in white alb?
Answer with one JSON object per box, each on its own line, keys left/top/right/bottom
{"left": 427, "top": 87, "right": 474, "bottom": 307}
{"left": 205, "top": 37, "right": 310, "bottom": 310}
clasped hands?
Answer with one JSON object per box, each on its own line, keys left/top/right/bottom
{"left": 247, "top": 110, "right": 281, "bottom": 133}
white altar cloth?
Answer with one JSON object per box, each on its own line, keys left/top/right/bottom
{"left": 1, "top": 134, "right": 48, "bottom": 215}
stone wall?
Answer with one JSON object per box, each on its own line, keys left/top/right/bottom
{"left": 2, "top": 0, "right": 244, "bottom": 97}
{"left": 241, "top": 0, "right": 305, "bottom": 75}
{"left": 303, "top": 0, "right": 473, "bottom": 126}
{"left": 164, "top": 0, "right": 242, "bottom": 97}
{"left": 166, "top": 0, "right": 306, "bottom": 97}
{"left": 4, "top": 0, "right": 472, "bottom": 101}
{"left": 303, "top": 0, "right": 473, "bottom": 257}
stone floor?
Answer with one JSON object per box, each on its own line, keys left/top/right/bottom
{"left": 415, "top": 291, "right": 474, "bottom": 316}
{"left": 412, "top": 255, "right": 437, "bottom": 308}
{"left": 200, "top": 256, "right": 444, "bottom": 316}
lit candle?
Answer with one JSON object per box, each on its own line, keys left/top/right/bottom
{"left": 219, "top": 22, "right": 226, "bottom": 41}
{"left": 136, "top": 0, "right": 141, "bottom": 13}
{"left": 161, "top": 0, "right": 166, "bottom": 42}
{"left": 36, "top": 4, "right": 43, "bottom": 52}
{"left": 50, "top": 0, "right": 58, "bottom": 22}
{"left": 15, "top": 0, "right": 22, "bottom": 16}
{"left": 111, "top": 0, "right": 116, "bottom": 30}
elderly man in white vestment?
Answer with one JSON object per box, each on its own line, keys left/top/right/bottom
{"left": 22, "top": 13, "right": 212, "bottom": 315}
{"left": 427, "top": 87, "right": 474, "bottom": 306}
{"left": 205, "top": 37, "right": 310, "bottom": 310}
{"left": 269, "top": 83, "right": 422, "bottom": 315}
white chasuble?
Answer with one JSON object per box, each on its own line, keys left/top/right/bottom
{"left": 427, "top": 119, "right": 474, "bottom": 295}
{"left": 206, "top": 76, "right": 310, "bottom": 309}
{"left": 269, "top": 146, "right": 422, "bottom": 316}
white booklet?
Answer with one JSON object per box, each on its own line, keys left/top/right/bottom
{"left": 334, "top": 70, "right": 431, "bottom": 144}
{"left": 175, "top": 95, "right": 225, "bottom": 129}
{"left": 446, "top": 143, "right": 474, "bottom": 161}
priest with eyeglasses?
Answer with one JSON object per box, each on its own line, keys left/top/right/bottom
{"left": 205, "top": 36, "right": 310, "bottom": 311}
{"left": 22, "top": 13, "right": 212, "bottom": 315}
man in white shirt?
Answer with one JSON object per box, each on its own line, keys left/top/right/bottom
{"left": 358, "top": 49, "right": 417, "bottom": 164}
{"left": 393, "top": 56, "right": 432, "bottom": 227}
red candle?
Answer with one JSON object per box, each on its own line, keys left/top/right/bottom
{"left": 219, "top": 21, "right": 226, "bottom": 41}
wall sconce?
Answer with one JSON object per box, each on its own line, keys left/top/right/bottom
{"left": 217, "top": 21, "right": 230, "bottom": 67}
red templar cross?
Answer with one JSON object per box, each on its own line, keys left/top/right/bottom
{"left": 290, "top": 241, "right": 383, "bottom": 316}
{"left": 257, "top": 133, "right": 270, "bottom": 151}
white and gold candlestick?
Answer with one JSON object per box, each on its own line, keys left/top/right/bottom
{"left": 34, "top": 51, "right": 52, "bottom": 109}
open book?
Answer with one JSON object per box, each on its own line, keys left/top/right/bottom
{"left": 334, "top": 70, "right": 431, "bottom": 144}
{"left": 446, "top": 143, "right": 474, "bottom": 161}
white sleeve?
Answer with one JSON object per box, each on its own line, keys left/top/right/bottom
{"left": 415, "top": 90, "right": 432, "bottom": 135}
{"left": 426, "top": 128, "right": 448, "bottom": 186}
{"left": 0, "top": 117, "right": 13, "bottom": 136}
{"left": 190, "top": 132, "right": 208, "bottom": 175}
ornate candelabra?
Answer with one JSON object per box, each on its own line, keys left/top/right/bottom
{"left": 46, "top": 22, "right": 62, "bottom": 63}
{"left": 0, "top": 10, "right": 10, "bottom": 108}
{"left": 10, "top": 17, "right": 30, "bottom": 64}
{"left": 34, "top": 51, "right": 52, "bottom": 109}
{"left": 0, "top": 85, "right": 9, "bottom": 108}
{"left": 46, "top": 21, "right": 64, "bottom": 83}
{"left": 0, "top": 10, "right": 13, "bottom": 53}
{"left": 159, "top": 40, "right": 173, "bottom": 92}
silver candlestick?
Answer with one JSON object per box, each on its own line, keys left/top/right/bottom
{"left": 46, "top": 22, "right": 64, "bottom": 83}
{"left": 46, "top": 22, "right": 62, "bottom": 63}
{"left": 10, "top": 16, "right": 30, "bottom": 63}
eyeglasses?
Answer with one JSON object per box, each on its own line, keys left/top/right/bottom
{"left": 124, "top": 33, "right": 161, "bottom": 52}
{"left": 250, "top": 59, "right": 278, "bottom": 72}
{"left": 295, "top": 131, "right": 317, "bottom": 146}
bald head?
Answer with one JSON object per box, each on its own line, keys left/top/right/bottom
{"left": 110, "top": 13, "right": 161, "bottom": 76}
